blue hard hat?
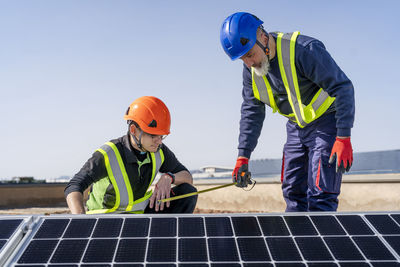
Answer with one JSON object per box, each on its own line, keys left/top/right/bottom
{"left": 220, "top": 12, "right": 264, "bottom": 60}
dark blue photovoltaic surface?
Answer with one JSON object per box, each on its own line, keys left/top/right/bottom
{"left": 337, "top": 215, "right": 374, "bottom": 235}
{"left": 310, "top": 215, "right": 346, "bottom": 235}
{"left": 392, "top": 214, "right": 400, "bottom": 224}
{"left": 179, "top": 217, "right": 204, "bottom": 237}
{"left": 324, "top": 236, "right": 364, "bottom": 260}
{"left": 353, "top": 236, "right": 396, "bottom": 260}
{"left": 384, "top": 235, "right": 400, "bottom": 254}
{"left": 179, "top": 264, "right": 209, "bottom": 267}
{"left": 34, "top": 219, "right": 69, "bottom": 239}
{"left": 0, "top": 240, "right": 6, "bottom": 250}
{"left": 266, "top": 237, "right": 302, "bottom": 261}
{"left": 205, "top": 217, "right": 233, "bottom": 236}
{"left": 114, "top": 238, "right": 147, "bottom": 262}
{"left": 366, "top": 215, "right": 400, "bottom": 234}
{"left": 237, "top": 237, "right": 270, "bottom": 261}
{"left": 294, "top": 237, "right": 333, "bottom": 261}
{"left": 338, "top": 263, "right": 370, "bottom": 267}
{"left": 91, "top": 218, "right": 123, "bottom": 238}
{"left": 232, "top": 216, "right": 261, "bottom": 236}
{"left": 150, "top": 217, "right": 176, "bottom": 237}
{"left": 179, "top": 238, "right": 207, "bottom": 262}
{"left": 147, "top": 238, "right": 176, "bottom": 262}
{"left": 18, "top": 239, "right": 58, "bottom": 263}
{"left": 0, "top": 219, "right": 22, "bottom": 239}
{"left": 284, "top": 215, "right": 318, "bottom": 235}
{"left": 50, "top": 239, "right": 88, "bottom": 263}
{"left": 258, "top": 216, "right": 290, "bottom": 236}
{"left": 208, "top": 238, "right": 239, "bottom": 261}
{"left": 82, "top": 238, "right": 118, "bottom": 262}
{"left": 7, "top": 213, "right": 400, "bottom": 266}
{"left": 121, "top": 218, "right": 149, "bottom": 237}
{"left": 63, "top": 218, "right": 95, "bottom": 238}
{"left": 243, "top": 264, "right": 274, "bottom": 267}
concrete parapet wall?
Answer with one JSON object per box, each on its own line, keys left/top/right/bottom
{"left": 1, "top": 173, "right": 399, "bottom": 212}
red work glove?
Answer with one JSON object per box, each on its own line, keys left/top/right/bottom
{"left": 329, "top": 137, "right": 353, "bottom": 174}
{"left": 232, "top": 158, "right": 252, "bottom": 187}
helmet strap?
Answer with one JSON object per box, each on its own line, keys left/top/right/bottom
{"left": 256, "top": 30, "right": 270, "bottom": 58}
{"left": 129, "top": 125, "right": 148, "bottom": 153}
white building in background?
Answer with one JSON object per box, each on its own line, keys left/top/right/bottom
{"left": 192, "top": 166, "right": 233, "bottom": 178}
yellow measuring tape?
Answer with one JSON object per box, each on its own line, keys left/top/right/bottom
{"left": 158, "top": 182, "right": 237, "bottom": 203}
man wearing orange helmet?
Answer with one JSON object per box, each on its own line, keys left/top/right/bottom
{"left": 65, "top": 96, "right": 197, "bottom": 214}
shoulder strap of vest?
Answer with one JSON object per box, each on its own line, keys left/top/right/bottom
{"left": 146, "top": 148, "right": 165, "bottom": 192}
{"left": 277, "top": 31, "right": 311, "bottom": 127}
{"left": 96, "top": 141, "right": 134, "bottom": 213}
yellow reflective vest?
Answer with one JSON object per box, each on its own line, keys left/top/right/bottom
{"left": 86, "top": 142, "right": 164, "bottom": 214}
{"left": 252, "top": 31, "right": 335, "bottom": 128}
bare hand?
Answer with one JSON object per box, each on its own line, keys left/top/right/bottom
{"left": 149, "top": 174, "right": 172, "bottom": 211}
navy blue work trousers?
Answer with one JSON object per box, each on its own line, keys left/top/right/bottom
{"left": 281, "top": 112, "right": 342, "bottom": 212}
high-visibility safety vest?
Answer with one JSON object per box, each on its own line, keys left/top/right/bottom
{"left": 86, "top": 141, "right": 164, "bottom": 214}
{"left": 252, "top": 31, "right": 335, "bottom": 128}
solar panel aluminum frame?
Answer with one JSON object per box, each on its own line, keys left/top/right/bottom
{"left": 5, "top": 211, "right": 400, "bottom": 266}
{"left": 0, "top": 216, "right": 33, "bottom": 267}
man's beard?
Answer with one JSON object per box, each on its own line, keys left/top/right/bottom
{"left": 253, "top": 55, "right": 270, "bottom": 77}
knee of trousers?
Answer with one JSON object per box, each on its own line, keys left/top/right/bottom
{"left": 174, "top": 183, "right": 197, "bottom": 194}
{"left": 173, "top": 183, "right": 198, "bottom": 204}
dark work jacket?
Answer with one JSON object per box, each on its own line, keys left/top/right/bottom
{"left": 239, "top": 32, "right": 355, "bottom": 158}
{"left": 64, "top": 134, "right": 188, "bottom": 203}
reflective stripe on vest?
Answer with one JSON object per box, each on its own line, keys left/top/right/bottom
{"left": 252, "top": 31, "right": 335, "bottom": 128}
{"left": 87, "top": 141, "right": 164, "bottom": 214}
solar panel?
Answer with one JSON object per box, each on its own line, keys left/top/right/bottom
{"left": 4, "top": 212, "right": 400, "bottom": 266}
{"left": 0, "top": 216, "right": 33, "bottom": 267}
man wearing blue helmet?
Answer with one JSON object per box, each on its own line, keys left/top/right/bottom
{"left": 220, "top": 12, "right": 355, "bottom": 211}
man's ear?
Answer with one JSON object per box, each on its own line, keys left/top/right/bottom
{"left": 129, "top": 124, "right": 136, "bottom": 135}
{"left": 262, "top": 32, "right": 269, "bottom": 46}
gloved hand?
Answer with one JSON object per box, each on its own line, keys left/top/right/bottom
{"left": 329, "top": 137, "right": 353, "bottom": 174}
{"left": 232, "top": 157, "right": 252, "bottom": 188}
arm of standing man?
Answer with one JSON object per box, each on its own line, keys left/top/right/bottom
{"left": 232, "top": 65, "right": 266, "bottom": 187}
{"left": 296, "top": 39, "right": 355, "bottom": 173}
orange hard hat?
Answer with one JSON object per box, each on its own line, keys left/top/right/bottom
{"left": 124, "top": 96, "right": 171, "bottom": 135}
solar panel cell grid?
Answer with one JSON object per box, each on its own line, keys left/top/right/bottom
{"left": 310, "top": 215, "right": 346, "bottom": 235}
{"left": 257, "top": 216, "right": 290, "bottom": 236}
{"left": 284, "top": 215, "right": 318, "bottom": 235}
{"left": 366, "top": 215, "right": 400, "bottom": 234}
{"left": 150, "top": 217, "right": 176, "bottom": 237}
{"left": 294, "top": 237, "right": 333, "bottom": 261}
{"left": 231, "top": 216, "right": 261, "bottom": 236}
{"left": 0, "top": 219, "right": 23, "bottom": 239}
{"left": 178, "top": 238, "right": 207, "bottom": 262}
{"left": 178, "top": 217, "right": 205, "bottom": 237}
{"left": 205, "top": 217, "right": 232, "bottom": 236}
{"left": 336, "top": 215, "right": 374, "bottom": 235}
{"left": 91, "top": 218, "right": 123, "bottom": 238}
{"left": 237, "top": 237, "right": 270, "bottom": 261}
{"left": 115, "top": 238, "right": 147, "bottom": 262}
{"left": 33, "top": 219, "right": 69, "bottom": 239}
{"left": 121, "top": 218, "right": 150, "bottom": 237}
{"left": 6, "top": 212, "right": 400, "bottom": 266}
{"left": 324, "top": 236, "right": 364, "bottom": 260}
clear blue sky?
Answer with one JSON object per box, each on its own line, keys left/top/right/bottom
{"left": 1, "top": 0, "right": 399, "bottom": 179}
